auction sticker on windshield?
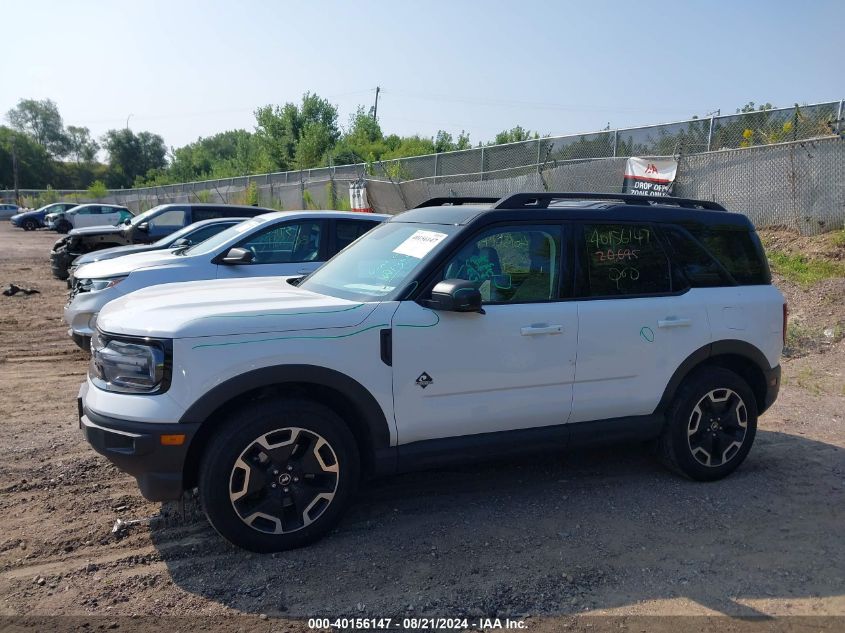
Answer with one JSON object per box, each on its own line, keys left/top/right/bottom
{"left": 392, "top": 230, "right": 447, "bottom": 259}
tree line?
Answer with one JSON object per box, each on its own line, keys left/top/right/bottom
{"left": 1, "top": 94, "right": 540, "bottom": 194}
{"left": 3, "top": 95, "right": 817, "bottom": 197}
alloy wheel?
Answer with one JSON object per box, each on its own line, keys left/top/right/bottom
{"left": 687, "top": 388, "right": 748, "bottom": 467}
{"left": 229, "top": 427, "right": 340, "bottom": 534}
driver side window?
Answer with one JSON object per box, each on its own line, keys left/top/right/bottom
{"left": 441, "top": 225, "right": 561, "bottom": 303}
{"left": 238, "top": 221, "right": 323, "bottom": 264}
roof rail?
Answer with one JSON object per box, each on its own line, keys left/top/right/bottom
{"left": 493, "top": 192, "right": 727, "bottom": 211}
{"left": 414, "top": 196, "right": 501, "bottom": 208}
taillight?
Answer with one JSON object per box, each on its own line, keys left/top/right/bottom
{"left": 782, "top": 303, "right": 788, "bottom": 345}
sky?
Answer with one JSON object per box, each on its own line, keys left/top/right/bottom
{"left": 1, "top": 0, "right": 841, "bottom": 151}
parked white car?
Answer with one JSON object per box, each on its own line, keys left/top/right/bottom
{"left": 79, "top": 192, "right": 784, "bottom": 552}
{"left": 65, "top": 211, "right": 388, "bottom": 348}
{"left": 45, "top": 204, "right": 132, "bottom": 233}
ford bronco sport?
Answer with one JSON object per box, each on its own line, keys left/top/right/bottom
{"left": 79, "top": 192, "right": 784, "bottom": 552}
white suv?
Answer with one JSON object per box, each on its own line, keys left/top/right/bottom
{"left": 64, "top": 211, "right": 388, "bottom": 349}
{"left": 45, "top": 204, "right": 131, "bottom": 233}
{"left": 79, "top": 193, "right": 785, "bottom": 552}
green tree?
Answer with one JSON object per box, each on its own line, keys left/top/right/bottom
{"left": 65, "top": 125, "right": 99, "bottom": 164}
{"left": 0, "top": 126, "right": 55, "bottom": 189}
{"left": 491, "top": 125, "right": 539, "bottom": 145}
{"left": 101, "top": 128, "right": 167, "bottom": 188}
{"left": 254, "top": 92, "right": 340, "bottom": 170}
{"left": 6, "top": 98, "right": 69, "bottom": 157}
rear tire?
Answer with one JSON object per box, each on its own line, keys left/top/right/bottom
{"left": 658, "top": 367, "right": 757, "bottom": 481}
{"left": 199, "top": 397, "right": 359, "bottom": 552}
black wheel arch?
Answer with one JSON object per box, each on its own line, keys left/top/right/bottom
{"left": 180, "top": 365, "right": 395, "bottom": 488}
{"left": 656, "top": 339, "right": 776, "bottom": 416}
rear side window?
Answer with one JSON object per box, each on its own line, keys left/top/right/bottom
{"left": 335, "top": 220, "right": 377, "bottom": 251}
{"left": 191, "top": 208, "right": 225, "bottom": 222}
{"left": 661, "top": 227, "right": 733, "bottom": 288}
{"left": 684, "top": 225, "right": 770, "bottom": 285}
{"left": 583, "top": 223, "right": 670, "bottom": 296}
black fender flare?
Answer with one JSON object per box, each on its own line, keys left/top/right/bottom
{"left": 655, "top": 339, "right": 773, "bottom": 413}
{"left": 178, "top": 364, "right": 392, "bottom": 453}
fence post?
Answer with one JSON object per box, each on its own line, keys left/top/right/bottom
{"left": 707, "top": 116, "right": 715, "bottom": 152}
{"left": 838, "top": 99, "right": 844, "bottom": 126}
{"left": 612, "top": 130, "right": 618, "bottom": 157}
{"left": 480, "top": 147, "right": 485, "bottom": 182}
{"left": 536, "top": 138, "right": 542, "bottom": 171}
{"left": 434, "top": 153, "right": 439, "bottom": 185}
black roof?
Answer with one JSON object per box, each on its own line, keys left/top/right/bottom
{"left": 391, "top": 192, "right": 752, "bottom": 229}
{"left": 156, "top": 202, "right": 276, "bottom": 211}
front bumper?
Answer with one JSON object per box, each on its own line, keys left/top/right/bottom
{"left": 79, "top": 383, "right": 199, "bottom": 501}
{"left": 51, "top": 247, "right": 75, "bottom": 280}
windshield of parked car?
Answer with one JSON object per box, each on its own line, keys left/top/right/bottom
{"left": 182, "top": 217, "right": 263, "bottom": 256}
{"left": 128, "top": 205, "right": 167, "bottom": 226}
{"left": 299, "top": 222, "right": 459, "bottom": 301}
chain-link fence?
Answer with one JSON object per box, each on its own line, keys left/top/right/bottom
{"left": 3, "top": 100, "right": 843, "bottom": 233}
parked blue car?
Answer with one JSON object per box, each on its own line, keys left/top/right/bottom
{"left": 0, "top": 203, "right": 21, "bottom": 220}
{"left": 11, "top": 202, "right": 78, "bottom": 230}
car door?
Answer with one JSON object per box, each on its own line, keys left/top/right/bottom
{"left": 73, "top": 206, "right": 97, "bottom": 228}
{"left": 570, "top": 221, "right": 711, "bottom": 424}
{"left": 216, "top": 219, "right": 327, "bottom": 279}
{"left": 391, "top": 223, "right": 578, "bottom": 444}
{"left": 101, "top": 206, "right": 124, "bottom": 226}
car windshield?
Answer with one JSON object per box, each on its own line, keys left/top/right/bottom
{"left": 182, "top": 218, "right": 263, "bottom": 256}
{"left": 125, "top": 205, "right": 167, "bottom": 226}
{"left": 299, "top": 222, "right": 459, "bottom": 301}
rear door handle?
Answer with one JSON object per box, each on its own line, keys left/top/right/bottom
{"left": 520, "top": 324, "right": 563, "bottom": 336}
{"left": 658, "top": 317, "right": 692, "bottom": 328}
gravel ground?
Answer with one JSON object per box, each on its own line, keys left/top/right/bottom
{"left": 0, "top": 222, "right": 843, "bottom": 629}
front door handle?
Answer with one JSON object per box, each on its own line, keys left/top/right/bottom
{"left": 520, "top": 324, "right": 563, "bottom": 336}
{"left": 297, "top": 267, "right": 312, "bottom": 275}
{"left": 658, "top": 317, "right": 692, "bottom": 328}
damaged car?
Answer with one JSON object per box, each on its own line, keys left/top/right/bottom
{"left": 51, "top": 203, "right": 273, "bottom": 280}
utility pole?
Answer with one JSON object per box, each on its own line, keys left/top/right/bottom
{"left": 372, "top": 86, "right": 380, "bottom": 121}
{"left": 11, "top": 136, "right": 20, "bottom": 205}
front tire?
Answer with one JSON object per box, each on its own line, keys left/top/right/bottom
{"left": 56, "top": 220, "right": 72, "bottom": 234}
{"left": 22, "top": 218, "right": 37, "bottom": 231}
{"left": 199, "top": 397, "right": 359, "bottom": 552}
{"left": 659, "top": 367, "right": 757, "bottom": 481}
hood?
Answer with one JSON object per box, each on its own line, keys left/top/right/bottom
{"left": 73, "top": 243, "right": 158, "bottom": 267}
{"left": 97, "top": 276, "right": 377, "bottom": 338}
{"left": 69, "top": 225, "right": 125, "bottom": 238}
{"left": 74, "top": 249, "right": 184, "bottom": 279}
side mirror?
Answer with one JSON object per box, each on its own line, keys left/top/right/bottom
{"left": 221, "top": 247, "right": 254, "bottom": 265}
{"left": 137, "top": 222, "right": 150, "bottom": 232}
{"left": 170, "top": 237, "right": 190, "bottom": 248}
{"left": 426, "top": 279, "right": 484, "bottom": 313}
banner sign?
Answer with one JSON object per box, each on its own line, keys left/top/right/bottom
{"left": 349, "top": 182, "right": 372, "bottom": 212}
{"left": 622, "top": 157, "right": 678, "bottom": 197}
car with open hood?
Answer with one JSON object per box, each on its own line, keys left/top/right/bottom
{"left": 50, "top": 203, "right": 274, "bottom": 280}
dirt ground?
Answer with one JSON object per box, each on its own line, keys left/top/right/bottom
{"left": 0, "top": 222, "right": 843, "bottom": 630}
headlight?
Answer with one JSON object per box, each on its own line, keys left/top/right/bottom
{"left": 89, "top": 330, "right": 172, "bottom": 394}
{"left": 79, "top": 276, "right": 127, "bottom": 292}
